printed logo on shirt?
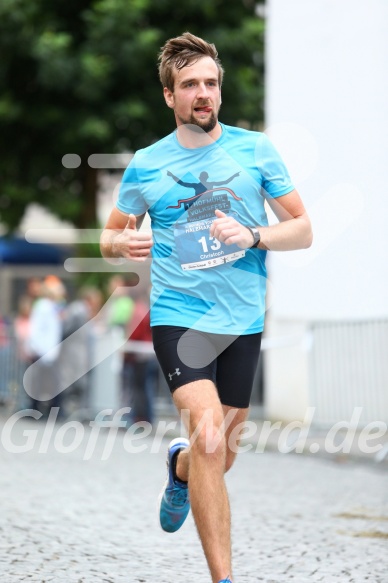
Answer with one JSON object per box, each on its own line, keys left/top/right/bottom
{"left": 166, "top": 170, "right": 242, "bottom": 222}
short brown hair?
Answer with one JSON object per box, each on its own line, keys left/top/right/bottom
{"left": 158, "top": 31, "right": 224, "bottom": 92}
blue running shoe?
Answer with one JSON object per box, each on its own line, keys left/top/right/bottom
{"left": 159, "top": 437, "right": 190, "bottom": 533}
{"left": 218, "top": 580, "right": 232, "bottom": 583}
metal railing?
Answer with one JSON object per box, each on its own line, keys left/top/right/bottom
{"left": 308, "top": 319, "right": 388, "bottom": 425}
{"left": 0, "top": 330, "right": 26, "bottom": 410}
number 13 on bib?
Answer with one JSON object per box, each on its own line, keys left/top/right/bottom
{"left": 174, "top": 213, "right": 245, "bottom": 271}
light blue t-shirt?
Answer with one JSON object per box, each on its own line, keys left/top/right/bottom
{"left": 116, "top": 123, "right": 294, "bottom": 335}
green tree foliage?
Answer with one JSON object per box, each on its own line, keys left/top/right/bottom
{"left": 0, "top": 0, "right": 265, "bottom": 232}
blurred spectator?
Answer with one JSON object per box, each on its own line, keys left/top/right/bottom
{"left": 0, "top": 314, "right": 9, "bottom": 347}
{"left": 14, "top": 295, "right": 33, "bottom": 363}
{"left": 59, "top": 286, "right": 104, "bottom": 416}
{"left": 106, "top": 275, "right": 135, "bottom": 333}
{"left": 26, "top": 276, "right": 66, "bottom": 417}
{"left": 123, "top": 291, "right": 157, "bottom": 425}
{"left": 13, "top": 295, "right": 33, "bottom": 409}
{"left": 25, "top": 276, "right": 42, "bottom": 305}
{"left": 0, "top": 314, "right": 11, "bottom": 405}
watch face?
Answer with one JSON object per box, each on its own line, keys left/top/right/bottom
{"left": 253, "top": 227, "right": 260, "bottom": 244}
{"left": 249, "top": 226, "right": 260, "bottom": 248}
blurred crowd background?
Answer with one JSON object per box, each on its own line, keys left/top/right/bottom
{"left": 0, "top": 273, "right": 160, "bottom": 423}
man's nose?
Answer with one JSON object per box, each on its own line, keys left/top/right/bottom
{"left": 196, "top": 82, "right": 210, "bottom": 98}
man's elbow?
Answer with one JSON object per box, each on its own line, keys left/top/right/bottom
{"left": 302, "top": 218, "right": 313, "bottom": 249}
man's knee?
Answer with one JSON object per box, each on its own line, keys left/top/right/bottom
{"left": 190, "top": 417, "right": 226, "bottom": 464}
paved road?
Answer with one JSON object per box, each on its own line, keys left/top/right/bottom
{"left": 0, "top": 413, "right": 387, "bottom": 583}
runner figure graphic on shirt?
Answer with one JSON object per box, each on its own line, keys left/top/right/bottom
{"left": 167, "top": 170, "right": 242, "bottom": 210}
{"left": 167, "top": 170, "right": 240, "bottom": 195}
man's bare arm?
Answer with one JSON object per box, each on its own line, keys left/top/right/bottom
{"left": 257, "top": 189, "right": 313, "bottom": 251}
{"left": 210, "top": 189, "right": 312, "bottom": 251}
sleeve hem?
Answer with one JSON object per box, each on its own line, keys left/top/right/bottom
{"left": 115, "top": 201, "right": 148, "bottom": 215}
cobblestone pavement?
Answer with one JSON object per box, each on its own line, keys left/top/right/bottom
{"left": 0, "top": 413, "right": 387, "bottom": 583}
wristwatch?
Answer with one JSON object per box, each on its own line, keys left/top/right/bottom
{"left": 246, "top": 226, "right": 261, "bottom": 248}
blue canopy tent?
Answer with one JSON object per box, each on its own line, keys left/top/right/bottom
{"left": 0, "top": 237, "right": 68, "bottom": 265}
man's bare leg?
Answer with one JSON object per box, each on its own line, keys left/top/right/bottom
{"left": 173, "top": 381, "right": 250, "bottom": 583}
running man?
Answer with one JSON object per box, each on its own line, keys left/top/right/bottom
{"left": 100, "top": 32, "right": 312, "bottom": 583}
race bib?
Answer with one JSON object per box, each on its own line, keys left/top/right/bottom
{"left": 174, "top": 213, "right": 245, "bottom": 271}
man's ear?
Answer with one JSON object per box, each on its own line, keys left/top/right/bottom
{"left": 163, "top": 87, "right": 175, "bottom": 109}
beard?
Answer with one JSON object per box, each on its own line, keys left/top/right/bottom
{"left": 177, "top": 109, "right": 219, "bottom": 134}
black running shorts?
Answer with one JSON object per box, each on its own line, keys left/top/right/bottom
{"left": 152, "top": 325, "right": 262, "bottom": 409}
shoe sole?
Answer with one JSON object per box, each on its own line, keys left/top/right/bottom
{"left": 157, "top": 437, "right": 190, "bottom": 532}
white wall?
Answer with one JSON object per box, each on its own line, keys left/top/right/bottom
{"left": 265, "top": 0, "right": 388, "bottom": 320}
{"left": 264, "top": 0, "right": 388, "bottom": 422}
